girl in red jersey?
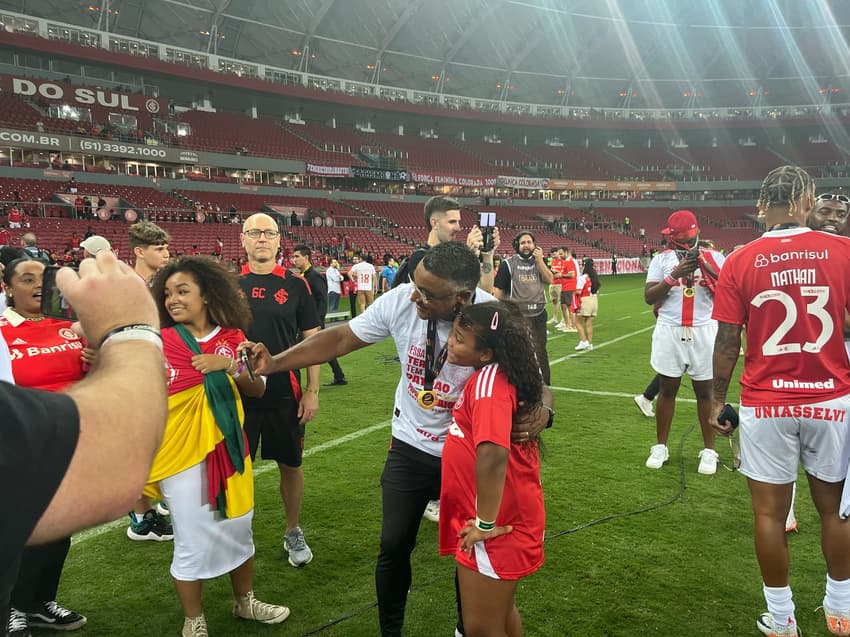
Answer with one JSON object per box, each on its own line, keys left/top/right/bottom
{"left": 147, "top": 257, "right": 288, "bottom": 637}
{"left": 440, "top": 300, "right": 545, "bottom": 637}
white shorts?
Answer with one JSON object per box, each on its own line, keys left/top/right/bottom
{"left": 159, "top": 461, "right": 255, "bottom": 581}
{"left": 738, "top": 395, "right": 850, "bottom": 484}
{"left": 650, "top": 322, "right": 717, "bottom": 381}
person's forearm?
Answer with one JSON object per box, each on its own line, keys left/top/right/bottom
{"left": 33, "top": 341, "right": 166, "bottom": 543}
{"left": 269, "top": 325, "right": 367, "bottom": 374}
{"left": 645, "top": 280, "right": 672, "bottom": 305}
{"left": 712, "top": 322, "right": 742, "bottom": 405}
{"left": 537, "top": 260, "right": 554, "bottom": 284}
{"left": 478, "top": 253, "right": 495, "bottom": 293}
{"left": 305, "top": 364, "right": 320, "bottom": 391}
{"left": 475, "top": 442, "right": 509, "bottom": 522}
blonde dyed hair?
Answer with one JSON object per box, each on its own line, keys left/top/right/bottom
{"left": 756, "top": 165, "right": 815, "bottom": 221}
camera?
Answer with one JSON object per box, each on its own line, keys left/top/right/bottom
{"left": 478, "top": 211, "right": 496, "bottom": 253}
{"left": 717, "top": 403, "right": 739, "bottom": 430}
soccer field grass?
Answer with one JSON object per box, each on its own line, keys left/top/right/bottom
{"left": 59, "top": 273, "right": 834, "bottom": 636}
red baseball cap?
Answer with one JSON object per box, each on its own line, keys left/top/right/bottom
{"left": 661, "top": 210, "right": 699, "bottom": 241}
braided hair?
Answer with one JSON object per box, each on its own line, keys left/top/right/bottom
{"left": 756, "top": 165, "right": 815, "bottom": 221}
{"left": 456, "top": 300, "right": 543, "bottom": 415}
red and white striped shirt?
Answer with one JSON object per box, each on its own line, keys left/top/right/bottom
{"left": 646, "top": 249, "right": 725, "bottom": 327}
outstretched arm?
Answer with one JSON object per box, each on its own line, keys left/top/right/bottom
{"left": 248, "top": 324, "right": 370, "bottom": 376}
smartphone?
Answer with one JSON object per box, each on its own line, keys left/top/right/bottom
{"left": 41, "top": 265, "right": 78, "bottom": 321}
{"left": 717, "top": 403, "right": 740, "bottom": 430}
{"left": 478, "top": 211, "right": 496, "bottom": 252}
{"left": 240, "top": 349, "right": 256, "bottom": 381}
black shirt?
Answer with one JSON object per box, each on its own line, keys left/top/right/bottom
{"left": 239, "top": 265, "right": 320, "bottom": 407}
{"left": 300, "top": 265, "right": 328, "bottom": 321}
{"left": 1, "top": 384, "right": 79, "bottom": 629}
{"left": 391, "top": 246, "right": 428, "bottom": 289}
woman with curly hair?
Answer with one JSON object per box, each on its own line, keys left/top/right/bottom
{"left": 439, "top": 300, "right": 545, "bottom": 637}
{"left": 147, "top": 257, "right": 288, "bottom": 637}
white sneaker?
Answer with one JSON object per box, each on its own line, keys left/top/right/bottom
{"left": 554, "top": 321, "right": 566, "bottom": 329}
{"left": 645, "top": 444, "right": 669, "bottom": 469}
{"left": 547, "top": 317, "right": 558, "bottom": 325}
{"left": 423, "top": 499, "right": 440, "bottom": 523}
{"left": 697, "top": 448, "right": 719, "bottom": 475}
{"left": 757, "top": 612, "right": 800, "bottom": 636}
{"left": 634, "top": 395, "right": 655, "bottom": 418}
{"left": 585, "top": 344, "right": 593, "bottom": 351}
{"left": 574, "top": 341, "right": 588, "bottom": 350}
{"left": 233, "top": 591, "right": 290, "bottom": 625}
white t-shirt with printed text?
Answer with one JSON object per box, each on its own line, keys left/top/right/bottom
{"left": 348, "top": 282, "right": 496, "bottom": 457}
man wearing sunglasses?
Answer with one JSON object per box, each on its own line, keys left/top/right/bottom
{"left": 243, "top": 241, "right": 552, "bottom": 637}
{"left": 239, "top": 213, "right": 322, "bottom": 569}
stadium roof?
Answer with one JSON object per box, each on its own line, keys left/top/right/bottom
{"left": 4, "top": 0, "right": 850, "bottom": 108}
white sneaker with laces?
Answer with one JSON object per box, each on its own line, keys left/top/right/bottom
{"left": 756, "top": 612, "right": 800, "bottom": 636}
{"left": 233, "top": 591, "right": 290, "bottom": 625}
{"left": 574, "top": 341, "right": 588, "bottom": 350}
{"left": 645, "top": 444, "right": 669, "bottom": 469}
{"left": 423, "top": 499, "right": 440, "bottom": 522}
{"left": 633, "top": 395, "right": 655, "bottom": 418}
{"left": 697, "top": 448, "right": 719, "bottom": 475}
{"left": 182, "top": 615, "right": 208, "bottom": 637}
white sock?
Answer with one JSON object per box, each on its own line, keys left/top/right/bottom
{"left": 132, "top": 511, "right": 145, "bottom": 523}
{"left": 825, "top": 574, "right": 850, "bottom": 610}
{"left": 763, "top": 584, "right": 795, "bottom": 626}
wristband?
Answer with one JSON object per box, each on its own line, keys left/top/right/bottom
{"left": 663, "top": 274, "right": 677, "bottom": 286}
{"left": 304, "top": 387, "right": 319, "bottom": 395}
{"left": 475, "top": 516, "right": 496, "bottom": 532}
{"left": 228, "top": 359, "right": 243, "bottom": 378}
{"left": 544, "top": 406, "right": 555, "bottom": 429}
{"left": 99, "top": 324, "right": 162, "bottom": 350}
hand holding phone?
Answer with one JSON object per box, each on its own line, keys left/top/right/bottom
{"left": 240, "top": 349, "right": 256, "bottom": 381}
{"left": 478, "top": 211, "right": 496, "bottom": 252}
{"left": 41, "top": 265, "right": 78, "bottom": 321}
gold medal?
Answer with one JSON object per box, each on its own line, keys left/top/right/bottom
{"left": 417, "top": 390, "right": 438, "bottom": 410}
{"left": 683, "top": 287, "right": 695, "bottom": 298}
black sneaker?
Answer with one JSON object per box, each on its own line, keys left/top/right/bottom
{"left": 323, "top": 378, "right": 348, "bottom": 386}
{"left": 126, "top": 509, "right": 174, "bottom": 541}
{"left": 26, "top": 601, "right": 86, "bottom": 631}
{"left": 6, "top": 608, "right": 30, "bottom": 637}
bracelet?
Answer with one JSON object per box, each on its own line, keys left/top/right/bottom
{"left": 304, "top": 387, "right": 319, "bottom": 395}
{"left": 475, "top": 516, "right": 496, "bottom": 532}
{"left": 99, "top": 324, "right": 162, "bottom": 350}
{"left": 663, "top": 274, "right": 677, "bottom": 286}
{"left": 227, "top": 359, "right": 243, "bottom": 378}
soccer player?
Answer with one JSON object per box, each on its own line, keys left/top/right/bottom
{"left": 712, "top": 166, "right": 850, "bottom": 637}
{"left": 644, "top": 210, "right": 725, "bottom": 474}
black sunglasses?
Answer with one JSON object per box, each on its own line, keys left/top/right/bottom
{"left": 816, "top": 194, "right": 850, "bottom": 204}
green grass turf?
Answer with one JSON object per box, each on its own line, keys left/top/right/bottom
{"left": 57, "top": 274, "right": 833, "bottom": 636}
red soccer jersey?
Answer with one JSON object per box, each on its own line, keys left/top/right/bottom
{"left": 439, "top": 364, "right": 544, "bottom": 580}
{"left": 163, "top": 325, "right": 246, "bottom": 395}
{"left": 560, "top": 259, "right": 578, "bottom": 292}
{"left": 550, "top": 257, "right": 566, "bottom": 285}
{"left": 0, "top": 313, "right": 85, "bottom": 391}
{"left": 712, "top": 228, "right": 850, "bottom": 405}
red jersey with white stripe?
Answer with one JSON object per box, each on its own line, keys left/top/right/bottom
{"left": 439, "top": 363, "right": 544, "bottom": 580}
{"left": 713, "top": 227, "right": 850, "bottom": 405}
{"left": 646, "top": 249, "right": 725, "bottom": 327}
